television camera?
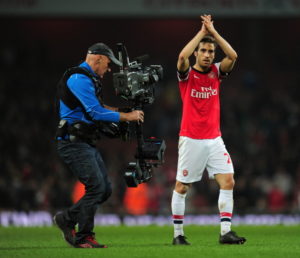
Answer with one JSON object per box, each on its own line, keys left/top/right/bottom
{"left": 113, "top": 43, "right": 166, "bottom": 187}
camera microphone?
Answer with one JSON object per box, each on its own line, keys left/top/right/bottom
{"left": 117, "top": 43, "right": 123, "bottom": 52}
{"left": 116, "top": 43, "right": 130, "bottom": 70}
{"left": 133, "top": 54, "right": 149, "bottom": 63}
{"left": 117, "top": 43, "right": 124, "bottom": 71}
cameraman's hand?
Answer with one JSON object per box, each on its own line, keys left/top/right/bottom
{"left": 120, "top": 110, "right": 144, "bottom": 123}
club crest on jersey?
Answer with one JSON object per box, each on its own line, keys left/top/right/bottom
{"left": 208, "top": 71, "right": 217, "bottom": 79}
{"left": 183, "top": 170, "right": 188, "bottom": 176}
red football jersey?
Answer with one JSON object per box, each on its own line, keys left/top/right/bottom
{"left": 178, "top": 63, "right": 225, "bottom": 139}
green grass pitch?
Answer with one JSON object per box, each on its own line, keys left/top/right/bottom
{"left": 0, "top": 225, "right": 300, "bottom": 258}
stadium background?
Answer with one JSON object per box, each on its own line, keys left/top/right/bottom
{"left": 0, "top": 0, "right": 300, "bottom": 224}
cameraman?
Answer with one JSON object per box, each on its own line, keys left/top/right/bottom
{"left": 53, "top": 42, "right": 144, "bottom": 248}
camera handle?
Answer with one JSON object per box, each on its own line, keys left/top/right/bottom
{"left": 135, "top": 115, "right": 145, "bottom": 181}
{"left": 133, "top": 102, "right": 147, "bottom": 181}
{"left": 123, "top": 101, "right": 165, "bottom": 187}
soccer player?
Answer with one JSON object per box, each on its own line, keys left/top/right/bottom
{"left": 171, "top": 15, "right": 246, "bottom": 245}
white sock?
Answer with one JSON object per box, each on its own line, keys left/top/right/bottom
{"left": 218, "top": 189, "right": 233, "bottom": 236}
{"left": 171, "top": 190, "right": 186, "bottom": 237}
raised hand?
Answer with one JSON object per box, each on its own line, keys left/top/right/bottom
{"left": 201, "top": 14, "right": 217, "bottom": 35}
{"left": 200, "top": 16, "right": 209, "bottom": 35}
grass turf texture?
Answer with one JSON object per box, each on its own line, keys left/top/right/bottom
{"left": 0, "top": 225, "right": 299, "bottom": 258}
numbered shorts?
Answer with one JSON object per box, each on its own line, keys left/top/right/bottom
{"left": 176, "top": 136, "right": 234, "bottom": 183}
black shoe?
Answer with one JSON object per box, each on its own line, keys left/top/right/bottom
{"left": 172, "top": 235, "right": 190, "bottom": 245}
{"left": 53, "top": 212, "right": 76, "bottom": 247}
{"left": 75, "top": 235, "right": 107, "bottom": 248}
{"left": 219, "top": 231, "right": 246, "bottom": 244}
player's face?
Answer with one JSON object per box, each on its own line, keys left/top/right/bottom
{"left": 195, "top": 42, "right": 215, "bottom": 70}
{"left": 95, "top": 55, "right": 111, "bottom": 78}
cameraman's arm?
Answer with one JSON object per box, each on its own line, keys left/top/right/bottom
{"left": 177, "top": 18, "right": 208, "bottom": 72}
{"left": 120, "top": 110, "right": 144, "bottom": 123}
{"left": 104, "top": 105, "right": 132, "bottom": 113}
{"left": 103, "top": 104, "right": 118, "bottom": 112}
{"left": 68, "top": 75, "right": 120, "bottom": 122}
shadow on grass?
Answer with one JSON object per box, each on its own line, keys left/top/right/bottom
{"left": 0, "top": 243, "right": 199, "bottom": 250}
{"left": 108, "top": 243, "right": 188, "bottom": 248}
{"left": 0, "top": 246, "right": 70, "bottom": 251}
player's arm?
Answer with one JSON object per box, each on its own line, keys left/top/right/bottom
{"left": 202, "top": 15, "right": 238, "bottom": 73}
{"left": 177, "top": 18, "right": 208, "bottom": 72}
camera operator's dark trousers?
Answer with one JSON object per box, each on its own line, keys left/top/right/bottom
{"left": 57, "top": 141, "right": 112, "bottom": 243}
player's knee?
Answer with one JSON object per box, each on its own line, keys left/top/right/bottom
{"left": 175, "top": 181, "right": 190, "bottom": 194}
{"left": 216, "top": 173, "right": 235, "bottom": 190}
{"left": 222, "top": 177, "right": 235, "bottom": 189}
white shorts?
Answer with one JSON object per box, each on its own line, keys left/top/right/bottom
{"left": 176, "top": 136, "right": 234, "bottom": 183}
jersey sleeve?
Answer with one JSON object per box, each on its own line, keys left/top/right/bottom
{"left": 215, "top": 62, "right": 230, "bottom": 80}
{"left": 177, "top": 67, "right": 191, "bottom": 82}
{"left": 67, "top": 74, "right": 120, "bottom": 122}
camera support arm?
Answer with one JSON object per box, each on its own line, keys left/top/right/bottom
{"left": 133, "top": 101, "right": 148, "bottom": 181}
{"left": 114, "top": 43, "right": 166, "bottom": 187}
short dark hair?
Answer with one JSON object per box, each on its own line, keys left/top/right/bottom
{"left": 195, "top": 36, "right": 217, "bottom": 51}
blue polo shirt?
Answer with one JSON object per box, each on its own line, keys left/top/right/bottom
{"left": 59, "top": 62, "right": 120, "bottom": 125}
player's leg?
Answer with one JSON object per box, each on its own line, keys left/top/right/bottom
{"left": 207, "top": 137, "right": 246, "bottom": 244}
{"left": 215, "top": 173, "right": 235, "bottom": 235}
{"left": 215, "top": 173, "right": 246, "bottom": 244}
{"left": 171, "top": 180, "right": 191, "bottom": 245}
{"left": 172, "top": 136, "right": 207, "bottom": 245}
